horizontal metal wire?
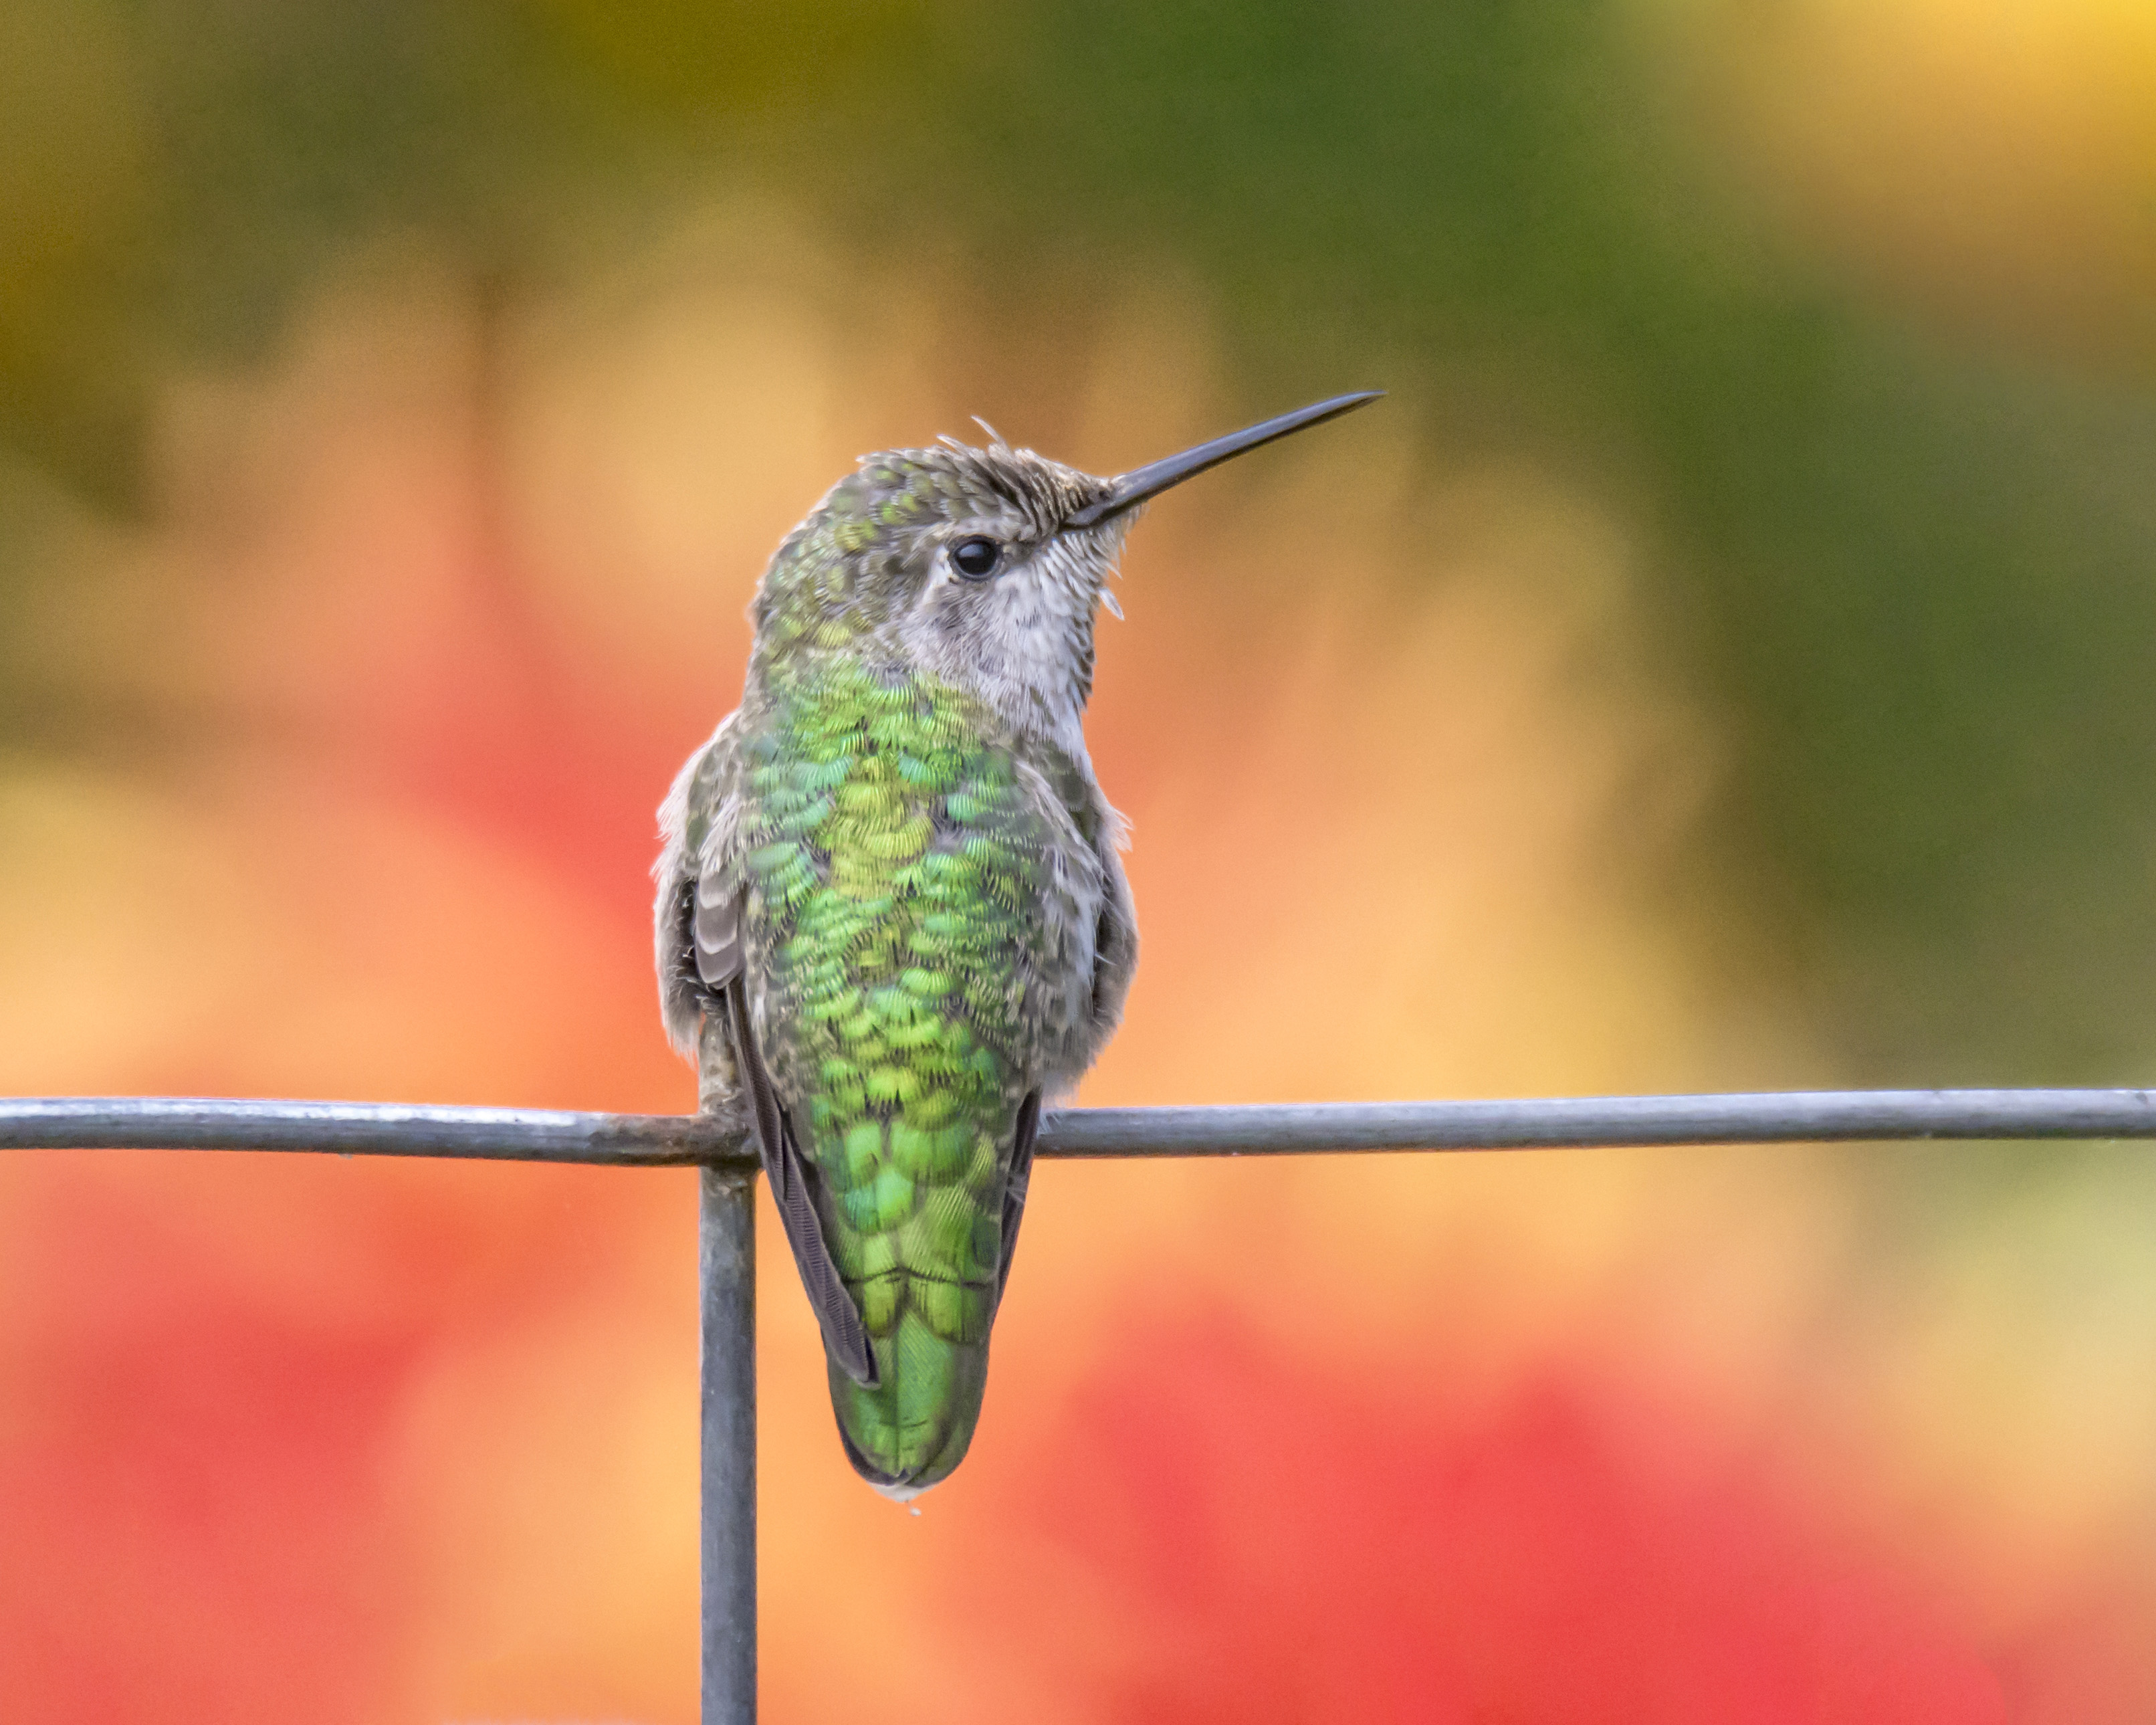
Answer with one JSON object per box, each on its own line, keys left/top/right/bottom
{"left": 3, "top": 1088, "right": 2155, "bottom": 1166}
{"left": 0, "top": 1098, "right": 739, "bottom": 1164}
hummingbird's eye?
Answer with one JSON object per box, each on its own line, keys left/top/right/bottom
{"left": 950, "top": 536, "right": 1002, "bottom": 580}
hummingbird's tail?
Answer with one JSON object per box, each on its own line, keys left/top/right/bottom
{"left": 826, "top": 1299, "right": 992, "bottom": 1499}
{"left": 820, "top": 1090, "right": 1041, "bottom": 1496}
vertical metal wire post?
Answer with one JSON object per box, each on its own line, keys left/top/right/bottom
{"left": 699, "top": 1166, "right": 757, "bottom": 1724}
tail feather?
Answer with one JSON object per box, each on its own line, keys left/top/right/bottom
{"left": 815, "top": 1094, "right": 1041, "bottom": 1497}
{"left": 828, "top": 1308, "right": 990, "bottom": 1497}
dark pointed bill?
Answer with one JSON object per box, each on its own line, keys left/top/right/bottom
{"left": 1065, "top": 390, "right": 1384, "bottom": 529}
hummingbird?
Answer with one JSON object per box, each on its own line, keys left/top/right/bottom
{"left": 655, "top": 390, "right": 1382, "bottom": 1497}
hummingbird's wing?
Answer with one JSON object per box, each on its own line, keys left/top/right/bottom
{"left": 1083, "top": 809, "right": 1138, "bottom": 1051}
{"left": 994, "top": 1088, "right": 1041, "bottom": 1311}
{"left": 698, "top": 889, "right": 878, "bottom": 1389}
{"left": 655, "top": 714, "right": 741, "bottom": 1059}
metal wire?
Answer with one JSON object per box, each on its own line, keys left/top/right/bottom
{"left": 698, "top": 1169, "right": 757, "bottom": 1720}
{"left": 6, "top": 1088, "right": 2156, "bottom": 1164}
{"left": 12, "top": 1082, "right": 2156, "bottom": 1724}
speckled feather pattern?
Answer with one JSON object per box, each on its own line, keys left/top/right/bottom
{"left": 657, "top": 438, "right": 1137, "bottom": 1493}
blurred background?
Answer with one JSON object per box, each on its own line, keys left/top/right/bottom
{"left": 3, "top": 0, "right": 2155, "bottom": 1718}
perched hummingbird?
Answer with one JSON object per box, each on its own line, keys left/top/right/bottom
{"left": 655, "top": 391, "right": 1382, "bottom": 1497}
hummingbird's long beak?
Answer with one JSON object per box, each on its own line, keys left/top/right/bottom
{"left": 1064, "top": 390, "right": 1384, "bottom": 529}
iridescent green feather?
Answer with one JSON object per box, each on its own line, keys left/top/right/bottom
{"left": 740, "top": 655, "right": 1043, "bottom": 1487}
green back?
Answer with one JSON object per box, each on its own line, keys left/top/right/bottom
{"left": 740, "top": 654, "right": 1044, "bottom": 1487}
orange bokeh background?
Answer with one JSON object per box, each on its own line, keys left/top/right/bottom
{"left": 7, "top": 0, "right": 2156, "bottom": 1709}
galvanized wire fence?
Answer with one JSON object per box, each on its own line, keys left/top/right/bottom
{"left": 9, "top": 1087, "right": 2156, "bottom": 1722}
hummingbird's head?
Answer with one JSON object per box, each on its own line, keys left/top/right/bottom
{"left": 748, "top": 393, "right": 1382, "bottom": 750}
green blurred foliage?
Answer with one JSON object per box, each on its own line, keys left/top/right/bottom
{"left": 5, "top": 0, "right": 2156, "bottom": 1080}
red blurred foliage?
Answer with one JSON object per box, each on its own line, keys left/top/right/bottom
{"left": 1013, "top": 1312, "right": 2009, "bottom": 1725}
{"left": 0, "top": 1172, "right": 415, "bottom": 1722}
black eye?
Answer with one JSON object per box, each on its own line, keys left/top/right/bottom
{"left": 950, "top": 536, "right": 1002, "bottom": 579}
